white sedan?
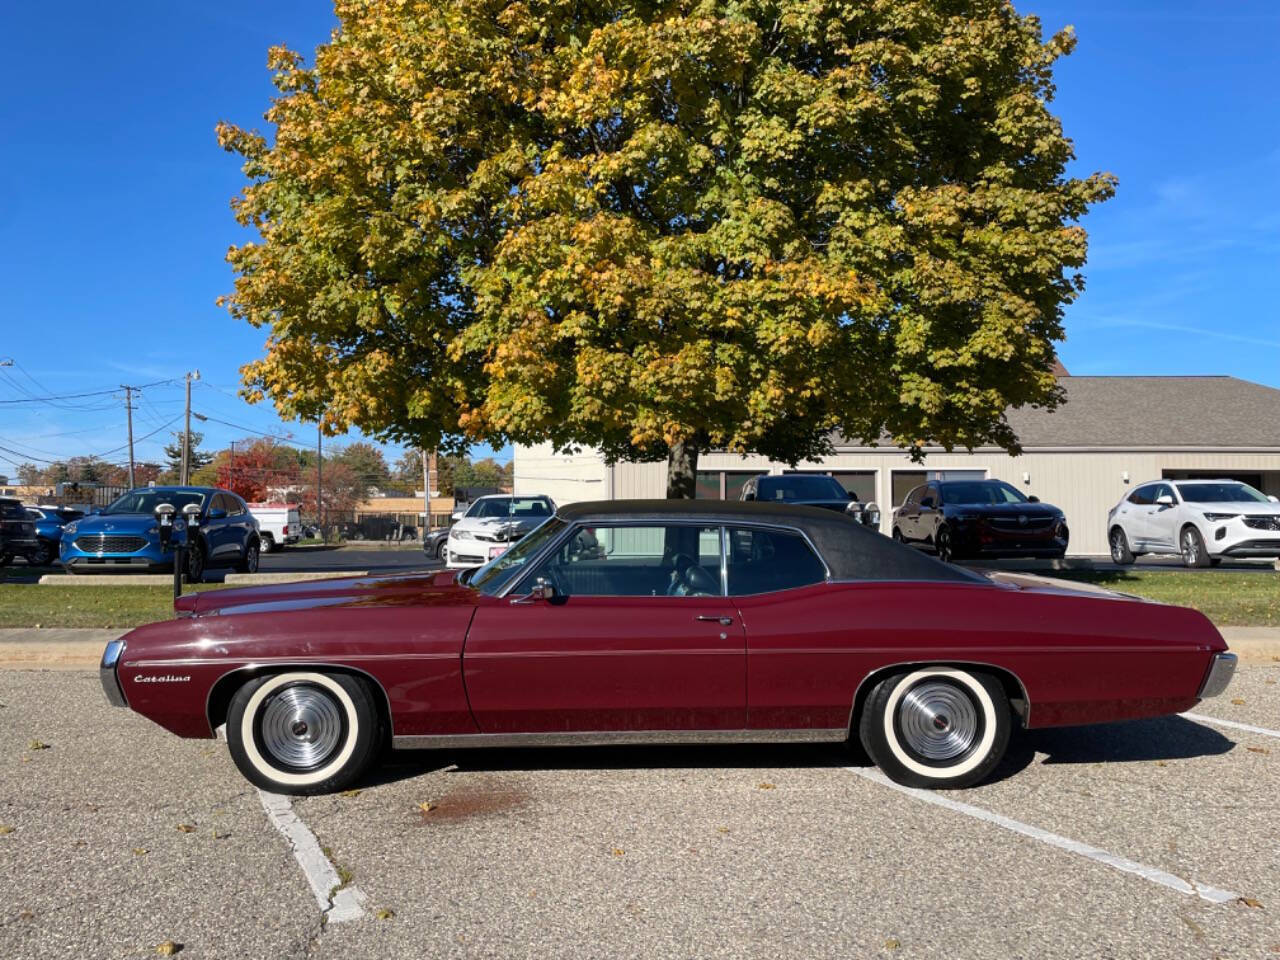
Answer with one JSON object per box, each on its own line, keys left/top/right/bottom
{"left": 445, "top": 494, "right": 555, "bottom": 569}
{"left": 1107, "top": 479, "right": 1280, "bottom": 567}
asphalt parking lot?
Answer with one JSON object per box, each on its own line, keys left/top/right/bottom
{"left": 2, "top": 663, "right": 1278, "bottom": 959}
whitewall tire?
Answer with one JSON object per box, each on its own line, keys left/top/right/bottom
{"left": 226, "top": 671, "right": 380, "bottom": 795}
{"left": 859, "top": 667, "right": 1010, "bottom": 789}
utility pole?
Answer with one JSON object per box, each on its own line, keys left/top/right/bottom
{"left": 180, "top": 370, "right": 199, "bottom": 485}
{"left": 229, "top": 440, "right": 236, "bottom": 493}
{"left": 316, "top": 423, "right": 324, "bottom": 539}
{"left": 121, "top": 386, "right": 136, "bottom": 489}
{"left": 420, "top": 448, "right": 430, "bottom": 531}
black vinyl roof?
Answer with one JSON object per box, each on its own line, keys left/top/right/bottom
{"left": 556, "top": 499, "right": 981, "bottom": 583}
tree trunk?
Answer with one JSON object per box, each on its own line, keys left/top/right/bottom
{"left": 666, "top": 440, "right": 698, "bottom": 499}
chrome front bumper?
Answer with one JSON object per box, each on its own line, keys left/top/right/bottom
{"left": 1198, "top": 652, "right": 1237, "bottom": 699}
{"left": 100, "top": 640, "right": 128, "bottom": 708}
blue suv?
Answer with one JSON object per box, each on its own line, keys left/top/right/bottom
{"left": 61, "top": 486, "right": 261, "bottom": 580}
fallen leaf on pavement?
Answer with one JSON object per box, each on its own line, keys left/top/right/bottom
{"left": 885, "top": 938, "right": 901, "bottom": 950}
{"left": 1247, "top": 746, "right": 1270, "bottom": 755}
{"left": 176, "top": 824, "right": 195, "bottom": 834}
{"left": 757, "top": 782, "right": 776, "bottom": 790}
{"left": 375, "top": 908, "right": 394, "bottom": 920}
{"left": 716, "top": 826, "right": 730, "bottom": 834}
{"left": 418, "top": 801, "right": 435, "bottom": 814}
{"left": 612, "top": 848, "right": 625, "bottom": 856}
{"left": 340, "top": 789, "right": 362, "bottom": 797}
{"left": 211, "top": 829, "right": 229, "bottom": 840}
{"left": 27, "top": 740, "right": 49, "bottom": 751}
{"left": 155, "top": 941, "right": 182, "bottom": 956}
{"left": 0, "top": 825, "right": 14, "bottom": 835}
{"left": 133, "top": 847, "right": 147, "bottom": 855}
{"left": 1239, "top": 897, "right": 1263, "bottom": 909}
{"left": 1231, "top": 698, "right": 1246, "bottom": 706}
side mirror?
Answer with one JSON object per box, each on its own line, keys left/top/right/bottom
{"left": 208, "top": 507, "right": 227, "bottom": 520}
{"left": 1155, "top": 494, "right": 1175, "bottom": 507}
{"left": 1028, "top": 495, "right": 1040, "bottom": 503}
{"left": 529, "top": 577, "right": 555, "bottom": 601}
{"left": 1269, "top": 495, "right": 1279, "bottom": 503}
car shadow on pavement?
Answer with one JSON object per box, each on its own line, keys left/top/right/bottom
{"left": 991, "top": 715, "right": 1235, "bottom": 782}
{"left": 371, "top": 742, "right": 853, "bottom": 784}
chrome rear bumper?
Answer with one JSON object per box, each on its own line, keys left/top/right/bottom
{"left": 1198, "top": 652, "right": 1237, "bottom": 699}
{"left": 100, "top": 640, "right": 128, "bottom": 708}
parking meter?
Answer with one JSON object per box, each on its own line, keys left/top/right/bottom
{"left": 154, "top": 503, "right": 176, "bottom": 551}
{"left": 177, "top": 503, "right": 203, "bottom": 590}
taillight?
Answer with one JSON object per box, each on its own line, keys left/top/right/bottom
{"left": 282, "top": 525, "right": 288, "bottom": 535}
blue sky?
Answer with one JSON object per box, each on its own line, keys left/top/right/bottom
{"left": 0, "top": 1, "right": 1276, "bottom": 475}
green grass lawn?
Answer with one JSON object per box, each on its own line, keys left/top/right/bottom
{"left": 0, "top": 569, "right": 1274, "bottom": 630}
{"left": 1048, "top": 570, "right": 1279, "bottom": 627}
{"left": 0, "top": 584, "right": 235, "bottom": 629}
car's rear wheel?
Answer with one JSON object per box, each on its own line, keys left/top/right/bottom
{"left": 260, "top": 533, "right": 277, "bottom": 553}
{"left": 237, "top": 538, "right": 260, "bottom": 574}
{"left": 859, "top": 667, "right": 1010, "bottom": 789}
{"left": 226, "top": 672, "right": 380, "bottom": 794}
{"left": 1109, "top": 526, "right": 1135, "bottom": 565}
{"left": 1180, "top": 525, "right": 1210, "bottom": 568}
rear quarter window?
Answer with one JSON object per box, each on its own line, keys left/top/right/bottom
{"left": 726, "top": 527, "right": 827, "bottom": 595}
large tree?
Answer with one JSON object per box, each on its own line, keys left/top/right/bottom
{"left": 221, "top": 0, "right": 1113, "bottom": 496}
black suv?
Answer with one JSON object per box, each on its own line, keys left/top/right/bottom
{"left": 740, "top": 474, "right": 881, "bottom": 528}
{"left": 0, "top": 497, "right": 39, "bottom": 566}
{"left": 892, "top": 479, "right": 1068, "bottom": 562}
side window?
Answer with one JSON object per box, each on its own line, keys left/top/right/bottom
{"left": 526, "top": 524, "right": 721, "bottom": 597}
{"left": 226, "top": 496, "right": 245, "bottom": 517}
{"left": 1127, "top": 486, "right": 1154, "bottom": 506}
{"left": 903, "top": 486, "right": 922, "bottom": 508}
{"left": 725, "top": 526, "right": 826, "bottom": 595}
{"left": 214, "top": 494, "right": 234, "bottom": 515}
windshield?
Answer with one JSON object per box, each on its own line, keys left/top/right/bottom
{"left": 1178, "top": 482, "right": 1268, "bottom": 504}
{"left": 468, "top": 517, "right": 566, "bottom": 594}
{"left": 465, "top": 497, "right": 553, "bottom": 519}
{"left": 103, "top": 490, "right": 207, "bottom": 516}
{"left": 756, "top": 475, "right": 848, "bottom": 501}
{"left": 938, "top": 481, "right": 1028, "bottom": 505}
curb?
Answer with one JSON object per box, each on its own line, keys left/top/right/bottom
{"left": 223, "top": 571, "right": 369, "bottom": 584}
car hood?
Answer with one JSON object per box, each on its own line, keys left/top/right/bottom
{"left": 174, "top": 570, "right": 474, "bottom": 618}
{"left": 451, "top": 516, "right": 542, "bottom": 537}
{"left": 70, "top": 513, "right": 157, "bottom": 535}
{"left": 1188, "top": 501, "right": 1280, "bottom": 514}
{"left": 947, "top": 502, "right": 1061, "bottom": 517}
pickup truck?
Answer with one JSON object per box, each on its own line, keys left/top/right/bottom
{"left": 247, "top": 502, "right": 301, "bottom": 553}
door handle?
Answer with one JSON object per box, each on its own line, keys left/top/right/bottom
{"left": 696, "top": 615, "right": 734, "bottom": 625}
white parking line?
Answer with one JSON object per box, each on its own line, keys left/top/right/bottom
{"left": 257, "top": 790, "right": 368, "bottom": 923}
{"left": 849, "top": 767, "right": 1241, "bottom": 905}
{"left": 1182, "top": 711, "right": 1280, "bottom": 740}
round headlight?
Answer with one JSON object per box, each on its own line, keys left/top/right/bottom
{"left": 64, "top": 522, "right": 78, "bottom": 535}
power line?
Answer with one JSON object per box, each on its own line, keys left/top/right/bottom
{"left": 0, "top": 376, "right": 177, "bottom": 406}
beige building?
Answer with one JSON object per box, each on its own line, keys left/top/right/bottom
{"left": 513, "top": 376, "right": 1280, "bottom": 556}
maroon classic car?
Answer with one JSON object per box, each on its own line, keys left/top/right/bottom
{"left": 100, "top": 500, "right": 1237, "bottom": 794}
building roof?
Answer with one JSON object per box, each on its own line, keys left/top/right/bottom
{"left": 1003, "top": 376, "right": 1280, "bottom": 449}
{"left": 834, "top": 376, "right": 1280, "bottom": 451}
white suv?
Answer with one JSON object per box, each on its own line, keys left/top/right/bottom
{"left": 1107, "top": 479, "right": 1280, "bottom": 567}
{"left": 445, "top": 494, "right": 556, "bottom": 569}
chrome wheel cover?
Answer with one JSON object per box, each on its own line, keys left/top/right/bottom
{"left": 896, "top": 681, "right": 980, "bottom": 762}
{"left": 1110, "top": 530, "right": 1124, "bottom": 562}
{"left": 1181, "top": 530, "right": 1198, "bottom": 564}
{"left": 258, "top": 684, "right": 345, "bottom": 770}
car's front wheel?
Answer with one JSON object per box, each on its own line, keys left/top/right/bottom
{"left": 186, "top": 540, "right": 206, "bottom": 582}
{"left": 1109, "top": 526, "right": 1135, "bottom": 565}
{"left": 226, "top": 672, "right": 380, "bottom": 794}
{"left": 27, "top": 540, "right": 55, "bottom": 566}
{"left": 859, "top": 667, "right": 1011, "bottom": 789}
{"left": 1180, "top": 525, "right": 1210, "bottom": 568}
{"left": 436, "top": 538, "right": 448, "bottom": 562}
{"left": 934, "top": 525, "right": 954, "bottom": 563}
{"left": 237, "top": 538, "right": 260, "bottom": 574}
